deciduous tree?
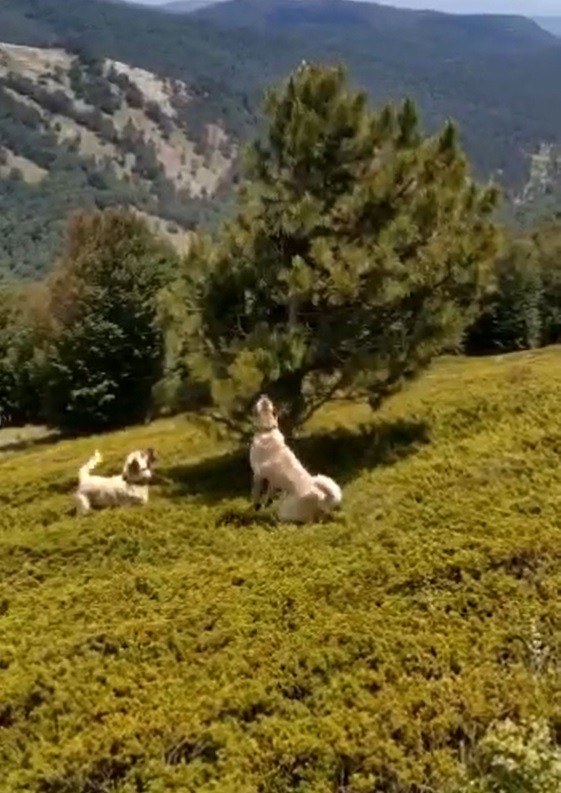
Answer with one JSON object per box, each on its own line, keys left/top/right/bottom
{"left": 42, "top": 208, "right": 177, "bottom": 433}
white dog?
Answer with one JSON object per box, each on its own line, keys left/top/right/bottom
{"left": 250, "top": 394, "right": 342, "bottom": 523}
{"left": 74, "top": 448, "right": 156, "bottom": 515}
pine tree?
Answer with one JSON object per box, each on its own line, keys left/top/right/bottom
{"left": 186, "top": 64, "right": 500, "bottom": 432}
{"left": 534, "top": 220, "right": 561, "bottom": 346}
{"left": 466, "top": 220, "right": 561, "bottom": 355}
{"left": 466, "top": 236, "right": 542, "bottom": 354}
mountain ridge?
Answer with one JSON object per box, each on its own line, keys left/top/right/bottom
{"left": 193, "top": 0, "right": 557, "bottom": 57}
{"left": 2, "top": 0, "right": 561, "bottom": 278}
{"left": 535, "top": 16, "right": 561, "bottom": 37}
{"left": 163, "top": 0, "right": 221, "bottom": 12}
{"left": 0, "top": 40, "right": 235, "bottom": 278}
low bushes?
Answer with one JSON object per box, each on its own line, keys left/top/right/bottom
{"left": 1, "top": 349, "right": 561, "bottom": 791}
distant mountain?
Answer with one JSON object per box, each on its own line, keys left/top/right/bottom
{"left": 189, "top": 0, "right": 561, "bottom": 187}
{"left": 163, "top": 0, "right": 222, "bottom": 11}
{"left": 2, "top": 0, "right": 561, "bottom": 278}
{"left": 0, "top": 42, "right": 235, "bottom": 278}
{"left": 194, "top": 0, "right": 556, "bottom": 56}
{"left": 535, "top": 17, "right": 561, "bottom": 37}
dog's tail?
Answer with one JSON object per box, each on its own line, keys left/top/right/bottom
{"left": 79, "top": 449, "right": 102, "bottom": 482}
{"left": 313, "top": 474, "right": 342, "bottom": 509}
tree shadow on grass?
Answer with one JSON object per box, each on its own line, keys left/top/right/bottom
{"left": 162, "top": 418, "right": 430, "bottom": 506}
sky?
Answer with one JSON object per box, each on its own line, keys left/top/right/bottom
{"left": 132, "top": 0, "right": 561, "bottom": 15}
{"left": 375, "top": 0, "right": 561, "bottom": 12}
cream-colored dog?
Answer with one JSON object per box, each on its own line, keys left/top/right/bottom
{"left": 250, "top": 394, "right": 342, "bottom": 522}
{"left": 74, "top": 448, "right": 156, "bottom": 515}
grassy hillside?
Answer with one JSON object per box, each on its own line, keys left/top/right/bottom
{"left": 2, "top": 348, "right": 561, "bottom": 791}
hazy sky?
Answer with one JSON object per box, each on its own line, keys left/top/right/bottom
{"left": 133, "top": 0, "right": 561, "bottom": 14}
{"left": 374, "top": 0, "right": 561, "bottom": 11}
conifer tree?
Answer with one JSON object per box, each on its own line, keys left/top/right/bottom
{"left": 466, "top": 236, "right": 541, "bottom": 354}
{"left": 533, "top": 220, "right": 561, "bottom": 346}
{"left": 187, "top": 64, "right": 500, "bottom": 431}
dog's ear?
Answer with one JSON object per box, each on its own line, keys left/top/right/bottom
{"left": 145, "top": 448, "right": 156, "bottom": 465}
{"left": 127, "top": 457, "right": 140, "bottom": 476}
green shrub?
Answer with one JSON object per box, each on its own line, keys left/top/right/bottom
{"left": 466, "top": 236, "right": 542, "bottom": 354}
{"left": 459, "top": 719, "right": 561, "bottom": 793}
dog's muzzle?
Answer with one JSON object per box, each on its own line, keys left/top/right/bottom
{"left": 124, "top": 469, "right": 152, "bottom": 485}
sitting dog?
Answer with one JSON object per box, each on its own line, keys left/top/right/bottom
{"left": 74, "top": 448, "right": 156, "bottom": 515}
{"left": 250, "top": 394, "right": 342, "bottom": 523}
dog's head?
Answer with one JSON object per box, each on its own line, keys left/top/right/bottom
{"left": 254, "top": 394, "right": 278, "bottom": 431}
{"left": 122, "top": 448, "right": 157, "bottom": 484}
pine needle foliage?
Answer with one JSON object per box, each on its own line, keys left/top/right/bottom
{"left": 189, "top": 63, "right": 500, "bottom": 431}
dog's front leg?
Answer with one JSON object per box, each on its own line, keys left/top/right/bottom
{"left": 251, "top": 475, "right": 267, "bottom": 509}
{"left": 75, "top": 492, "right": 90, "bottom": 516}
{"left": 263, "top": 479, "right": 277, "bottom": 507}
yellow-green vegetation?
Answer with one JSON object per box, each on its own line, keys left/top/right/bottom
{"left": 2, "top": 349, "right": 561, "bottom": 791}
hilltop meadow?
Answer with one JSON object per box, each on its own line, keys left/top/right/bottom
{"left": 2, "top": 349, "right": 561, "bottom": 791}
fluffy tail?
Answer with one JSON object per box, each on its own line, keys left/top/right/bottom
{"left": 79, "top": 449, "right": 102, "bottom": 482}
{"left": 312, "top": 474, "right": 342, "bottom": 509}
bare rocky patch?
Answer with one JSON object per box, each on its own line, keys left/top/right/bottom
{"left": 0, "top": 41, "right": 237, "bottom": 248}
{"left": 0, "top": 147, "right": 47, "bottom": 184}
